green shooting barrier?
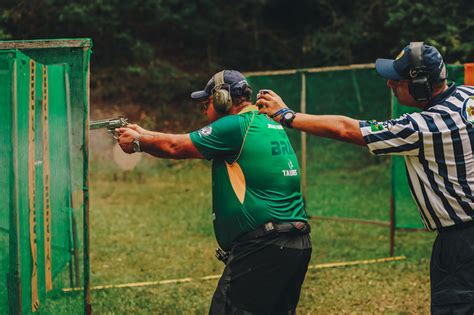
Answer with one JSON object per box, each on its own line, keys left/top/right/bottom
{"left": 0, "top": 39, "right": 91, "bottom": 315}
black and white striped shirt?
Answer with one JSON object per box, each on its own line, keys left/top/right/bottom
{"left": 360, "top": 83, "right": 474, "bottom": 230}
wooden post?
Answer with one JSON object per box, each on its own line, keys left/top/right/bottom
{"left": 42, "top": 65, "right": 53, "bottom": 292}
{"left": 72, "top": 213, "right": 80, "bottom": 287}
{"left": 300, "top": 72, "right": 307, "bottom": 203}
{"left": 390, "top": 195, "right": 395, "bottom": 257}
{"left": 28, "top": 60, "right": 39, "bottom": 312}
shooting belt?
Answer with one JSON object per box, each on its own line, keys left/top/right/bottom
{"left": 237, "top": 221, "right": 311, "bottom": 242}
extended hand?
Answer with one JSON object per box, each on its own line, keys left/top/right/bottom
{"left": 116, "top": 127, "right": 140, "bottom": 154}
{"left": 255, "top": 90, "right": 288, "bottom": 121}
{"left": 126, "top": 124, "right": 148, "bottom": 134}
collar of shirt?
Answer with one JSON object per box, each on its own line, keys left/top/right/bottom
{"left": 238, "top": 105, "right": 258, "bottom": 114}
{"left": 426, "top": 82, "right": 457, "bottom": 108}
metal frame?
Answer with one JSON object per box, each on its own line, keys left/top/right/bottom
{"left": 244, "top": 63, "right": 375, "bottom": 77}
{"left": 0, "top": 39, "right": 91, "bottom": 50}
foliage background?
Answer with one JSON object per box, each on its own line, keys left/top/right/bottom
{"left": 1, "top": 0, "right": 473, "bottom": 128}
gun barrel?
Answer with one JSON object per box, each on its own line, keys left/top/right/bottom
{"left": 90, "top": 120, "right": 110, "bottom": 130}
{"left": 89, "top": 117, "right": 128, "bottom": 130}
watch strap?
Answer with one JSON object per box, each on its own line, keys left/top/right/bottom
{"left": 270, "top": 107, "right": 290, "bottom": 118}
{"left": 279, "top": 110, "right": 296, "bottom": 128}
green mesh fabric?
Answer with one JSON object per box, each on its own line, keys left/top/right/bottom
{"left": 305, "top": 69, "right": 390, "bottom": 221}
{"left": 0, "top": 39, "right": 90, "bottom": 314}
{"left": 0, "top": 51, "right": 14, "bottom": 315}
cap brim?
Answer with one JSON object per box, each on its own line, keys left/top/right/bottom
{"left": 190, "top": 90, "right": 210, "bottom": 99}
{"left": 375, "top": 58, "right": 403, "bottom": 80}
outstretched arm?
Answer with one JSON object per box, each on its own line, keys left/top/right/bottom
{"left": 117, "top": 127, "right": 205, "bottom": 159}
{"left": 256, "top": 90, "right": 366, "bottom": 146}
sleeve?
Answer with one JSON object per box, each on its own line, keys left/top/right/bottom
{"left": 359, "top": 114, "right": 420, "bottom": 156}
{"left": 189, "top": 115, "right": 244, "bottom": 160}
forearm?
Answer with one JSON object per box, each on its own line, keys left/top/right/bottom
{"left": 291, "top": 114, "right": 366, "bottom": 146}
{"left": 141, "top": 130, "right": 163, "bottom": 137}
{"left": 256, "top": 91, "right": 366, "bottom": 146}
{"left": 139, "top": 133, "right": 203, "bottom": 159}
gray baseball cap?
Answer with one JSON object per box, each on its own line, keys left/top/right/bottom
{"left": 191, "top": 70, "right": 249, "bottom": 99}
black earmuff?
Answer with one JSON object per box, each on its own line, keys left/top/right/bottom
{"left": 408, "top": 42, "right": 433, "bottom": 102}
{"left": 212, "top": 71, "right": 232, "bottom": 113}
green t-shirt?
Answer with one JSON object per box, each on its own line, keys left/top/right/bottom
{"left": 190, "top": 106, "right": 307, "bottom": 250}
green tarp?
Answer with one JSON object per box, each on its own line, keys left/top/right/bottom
{"left": 0, "top": 39, "right": 91, "bottom": 315}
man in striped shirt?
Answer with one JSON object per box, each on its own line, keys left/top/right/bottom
{"left": 256, "top": 42, "right": 474, "bottom": 313}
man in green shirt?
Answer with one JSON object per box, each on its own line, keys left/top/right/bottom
{"left": 117, "top": 70, "right": 312, "bottom": 314}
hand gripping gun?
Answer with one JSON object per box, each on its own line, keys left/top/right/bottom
{"left": 89, "top": 117, "right": 129, "bottom": 139}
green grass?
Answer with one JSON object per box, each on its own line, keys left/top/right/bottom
{"left": 37, "top": 142, "right": 436, "bottom": 314}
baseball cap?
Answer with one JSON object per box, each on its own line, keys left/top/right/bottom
{"left": 375, "top": 43, "right": 447, "bottom": 84}
{"left": 190, "top": 70, "right": 249, "bottom": 99}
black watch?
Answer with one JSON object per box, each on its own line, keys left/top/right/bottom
{"left": 280, "top": 110, "right": 296, "bottom": 128}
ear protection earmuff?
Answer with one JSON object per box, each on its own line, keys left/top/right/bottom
{"left": 212, "top": 70, "right": 232, "bottom": 113}
{"left": 408, "top": 42, "right": 433, "bottom": 102}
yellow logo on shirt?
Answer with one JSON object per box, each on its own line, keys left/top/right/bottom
{"left": 466, "top": 97, "right": 474, "bottom": 124}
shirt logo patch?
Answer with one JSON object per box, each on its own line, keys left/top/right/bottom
{"left": 267, "top": 123, "right": 283, "bottom": 130}
{"left": 282, "top": 160, "right": 297, "bottom": 177}
{"left": 369, "top": 120, "right": 386, "bottom": 132}
{"left": 288, "top": 160, "right": 294, "bottom": 169}
{"left": 466, "top": 96, "right": 474, "bottom": 124}
{"left": 198, "top": 126, "right": 212, "bottom": 137}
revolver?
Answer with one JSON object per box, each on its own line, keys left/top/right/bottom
{"left": 90, "top": 116, "right": 129, "bottom": 139}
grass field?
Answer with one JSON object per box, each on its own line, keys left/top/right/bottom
{"left": 39, "top": 141, "right": 436, "bottom": 314}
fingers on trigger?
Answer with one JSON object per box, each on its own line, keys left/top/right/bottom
{"left": 267, "top": 90, "right": 277, "bottom": 96}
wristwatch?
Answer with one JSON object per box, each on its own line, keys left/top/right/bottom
{"left": 132, "top": 134, "right": 141, "bottom": 152}
{"left": 280, "top": 110, "right": 296, "bottom": 128}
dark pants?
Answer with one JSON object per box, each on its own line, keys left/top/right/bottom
{"left": 209, "top": 233, "right": 312, "bottom": 315}
{"left": 431, "top": 222, "right": 474, "bottom": 314}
